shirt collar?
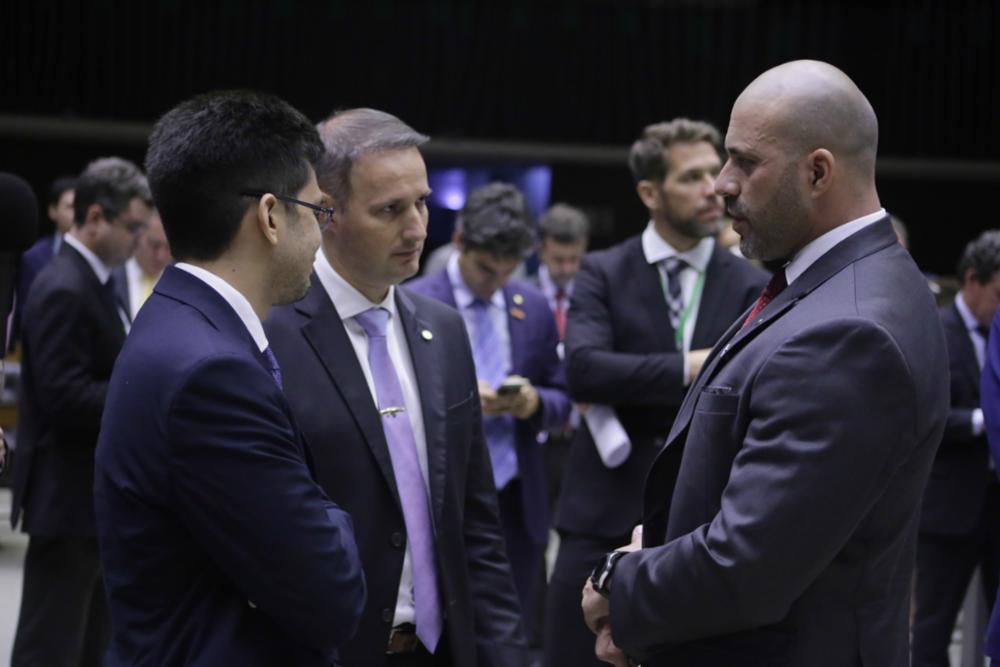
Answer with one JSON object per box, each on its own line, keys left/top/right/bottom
{"left": 784, "top": 209, "right": 887, "bottom": 285}
{"left": 313, "top": 248, "right": 397, "bottom": 321}
{"left": 63, "top": 233, "right": 113, "bottom": 284}
{"left": 538, "top": 264, "right": 572, "bottom": 299}
{"left": 954, "top": 291, "right": 981, "bottom": 333}
{"left": 174, "top": 262, "right": 269, "bottom": 352}
{"left": 447, "top": 251, "right": 505, "bottom": 311}
{"left": 641, "top": 221, "right": 715, "bottom": 273}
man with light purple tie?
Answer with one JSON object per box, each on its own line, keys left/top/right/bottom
{"left": 407, "top": 182, "right": 573, "bottom": 640}
{"left": 266, "top": 108, "right": 529, "bottom": 667}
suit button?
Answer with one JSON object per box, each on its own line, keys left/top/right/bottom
{"left": 390, "top": 531, "right": 405, "bottom": 548}
{"left": 381, "top": 608, "right": 394, "bottom": 624}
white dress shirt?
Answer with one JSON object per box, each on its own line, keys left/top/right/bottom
{"left": 641, "top": 222, "right": 715, "bottom": 384}
{"left": 313, "top": 248, "right": 428, "bottom": 627}
{"left": 784, "top": 209, "right": 887, "bottom": 285}
{"left": 174, "top": 263, "right": 269, "bottom": 353}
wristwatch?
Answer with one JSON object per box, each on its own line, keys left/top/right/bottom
{"left": 590, "top": 550, "right": 627, "bottom": 598}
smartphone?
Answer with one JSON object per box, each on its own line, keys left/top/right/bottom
{"left": 496, "top": 377, "right": 528, "bottom": 395}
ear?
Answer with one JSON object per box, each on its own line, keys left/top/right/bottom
{"left": 964, "top": 267, "right": 980, "bottom": 289}
{"left": 451, "top": 230, "right": 464, "bottom": 251}
{"left": 83, "top": 203, "right": 105, "bottom": 226}
{"left": 636, "top": 180, "right": 659, "bottom": 211}
{"left": 254, "top": 194, "right": 280, "bottom": 246}
{"left": 806, "top": 149, "right": 835, "bottom": 196}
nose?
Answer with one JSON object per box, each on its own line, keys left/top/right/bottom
{"left": 715, "top": 161, "right": 738, "bottom": 198}
{"left": 402, "top": 206, "right": 428, "bottom": 242}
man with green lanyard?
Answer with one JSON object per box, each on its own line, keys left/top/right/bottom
{"left": 544, "top": 117, "right": 769, "bottom": 667}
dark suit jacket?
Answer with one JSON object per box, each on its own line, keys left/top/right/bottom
{"left": 610, "top": 220, "right": 949, "bottom": 667}
{"left": 265, "top": 277, "right": 529, "bottom": 667}
{"left": 920, "top": 302, "right": 995, "bottom": 536}
{"left": 12, "top": 233, "right": 59, "bottom": 345}
{"left": 94, "top": 266, "right": 366, "bottom": 666}
{"left": 11, "top": 242, "right": 125, "bottom": 536}
{"left": 405, "top": 269, "right": 572, "bottom": 544}
{"left": 557, "top": 237, "right": 767, "bottom": 539}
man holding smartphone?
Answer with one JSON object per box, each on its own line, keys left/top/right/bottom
{"left": 407, "top": 182, "right": 571, "bottom": 637}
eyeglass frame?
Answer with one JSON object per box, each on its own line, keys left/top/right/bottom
{"left": 240, "top": 191, "right": 334, "bottom": 231}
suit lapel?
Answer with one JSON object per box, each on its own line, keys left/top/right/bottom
{"left": 690, "top": 246, "right": 741, "bottom": 348}
{"left": 667, "top": 217, "right": 898, "bottom": 445}
{"left": 631, "top": 243, "right": 677, "bottom": 349}
{"left": 503, "top": 284, "right": 527, "bottom": 375}
{"left": 297, "top": 280, "right": 402, "bottom": 509}
{"left": 395, "top": 288, "right": 447, "bottom": 523}
{"left": 945, "top": 303, "right": 980, "bottom": 393}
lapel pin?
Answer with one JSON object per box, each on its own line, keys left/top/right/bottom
{"left": 421, "top": 329, "right": 433, "bottom": 341}
{"left": 379, "top": 406, "right": 406, "bottom": 418}
{"left": 512, "top": 293, "right": 525, "bottom": 305}
{"left": 510, "top": 307, "right": 526, "bottom": 320}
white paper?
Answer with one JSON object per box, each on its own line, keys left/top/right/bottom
{"left": 585, "top": 405, "right": 631, "bottom": 468}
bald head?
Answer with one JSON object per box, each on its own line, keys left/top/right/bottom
{"left": 736, "top": 60, "right": 878, "bottom": 179}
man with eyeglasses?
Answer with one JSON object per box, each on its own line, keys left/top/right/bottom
{"left": 266, "top": 108, "right": 529, "bottom": 667}
{"left": 93, "top": 91, "right": 365, "bottom": 666}
{"left": 10, "top": 156, "right": 154, "bottom": 666}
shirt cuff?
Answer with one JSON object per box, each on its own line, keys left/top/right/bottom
{"left": 973, "top": 408, "right": 985, "bottom": 436}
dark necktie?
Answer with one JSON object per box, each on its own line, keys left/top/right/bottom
{"left": 354, "top": 307, "right": 442, "bottom": 652}
{"left": 102, "top": 274, "right": 130, "bottom": 326}
{"left": 661, "top": 257, "right": 686, "bottom": 329}
{"left": 261, "top": 346, "right": 283, "bottom": 389}
{"left": 742, "top": 269, "right": 787, "bottom": 329}
{"left": 978, "top": 325, "right": 991, "bottom": 341}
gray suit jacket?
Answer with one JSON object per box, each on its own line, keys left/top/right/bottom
{"left": 609, "top": 219, "right": 949, "bottom": 667}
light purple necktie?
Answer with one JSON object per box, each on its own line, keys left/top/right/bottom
{"left": 354, "top": 307, "right": 442, "bottom": 652}
{"left": 261, "top": 346, "right": 283, "bottom": 389}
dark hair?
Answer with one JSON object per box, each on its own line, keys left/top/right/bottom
{"left": 145, "top": 90, "right": 323, "bottom": 262}
{"left": 73, "top": 158, "right": 151, "bottom": 228}
{"left": 539, "top": 203, "right": 589, "bottom": 244}
{"left": 47, "top": 176, "right": 76, "bottom": 207}
{"left": 316, "top": 108, "right": 428, "bottom": 206}
{"left": 628, "top": 118, "right": 722, "bottom": 185}
{"left": 957, "top": 230, "right": 1000, "bottom": 284}
{"left": 455, "top": 182, "right": 535, "bottom": 259}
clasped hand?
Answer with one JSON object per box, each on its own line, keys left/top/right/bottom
{"left": 581, "top": 525, "right": 643, "bottom": 667}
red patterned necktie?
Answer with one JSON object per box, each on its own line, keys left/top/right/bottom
{"left": 741, "top": 270, "right": 787, "bottom": 329}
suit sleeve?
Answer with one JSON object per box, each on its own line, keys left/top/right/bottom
{"left": 455, "top": 322, "right": 531, "bottom": 665}
{"left": 565, "top": 256, "right": 687, "bottom": 407}
{"left": 609, "top": 320, "right": 922, "bottom": 653}
{"left": 527, "top": 301, "right": 572, "bottom": 432}
{"left": 167, "top": 355, "right": 366, "bottom": 659}
{"left": 23, "top": 285, "right": 108, "bottom": 431}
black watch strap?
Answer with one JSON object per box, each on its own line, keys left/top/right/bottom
{"left": 590, "top": 550, "right": 627, "bottom": 598}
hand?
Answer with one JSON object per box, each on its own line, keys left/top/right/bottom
{"left": 686, "top": 348, "right": 712, "bottom": 382}
{"left": 583, "top": 525, "right": 643, "bottom": 637}
{"left": 507, "top": 380, "right": 539, "bottom": 419}
{"left": 595, "top": 625, "right": 630, "bottom": 667}
{"left": 478, "top": 380, "right": 514, "bottom": 417}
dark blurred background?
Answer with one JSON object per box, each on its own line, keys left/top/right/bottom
{"left": 1, "top": 0, "right": 996, "bottom": 276}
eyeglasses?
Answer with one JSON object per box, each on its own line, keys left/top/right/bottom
{"left": 241, "top": 191, "right": 335, "bottom": 231}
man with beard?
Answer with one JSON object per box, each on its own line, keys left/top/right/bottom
{"left": 582, "top": 60, "right": 949, "bottom": 667}
{"left": 544, "top": 118, "right": 767, "bottom": 667}
{"left": 94, "top": 91, "right": 365, "bottom": 666}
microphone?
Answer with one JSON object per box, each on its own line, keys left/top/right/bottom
{"left": 0, "top": 173, "right": 40, "bottom": 349}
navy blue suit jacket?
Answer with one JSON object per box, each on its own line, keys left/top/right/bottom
{"left": 405, "top": 269, "right": 572, "bottom": 544}
{"left": 266, "top": 277, "right": 529, "bottom": 667}
{"left": 94, "top": 266, "right": 366, "bottom": 666}
{"left": 557, "top": 237, "right": 767, "bottom": 539}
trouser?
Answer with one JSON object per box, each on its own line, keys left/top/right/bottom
{"left": 543, "top": 530, "right": 629, "bottom": 667}
{"left": 11, "top": 535, "right": 110, "bottom": 667}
